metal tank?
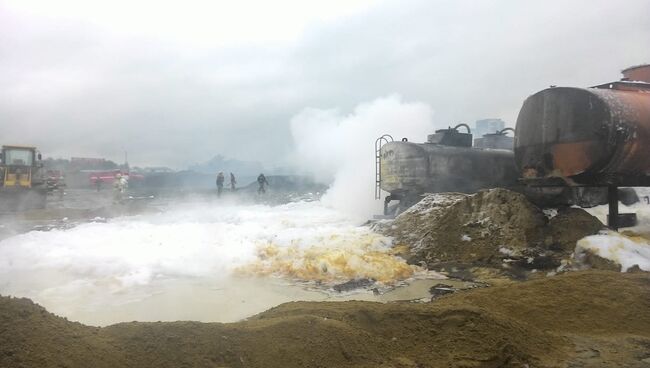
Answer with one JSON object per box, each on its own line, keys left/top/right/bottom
{"left": 474, "top": 128, "right": 515, "bottom": 150}
{"left": 514, "top": 65, "right": 650, "bottom": 229}
{"left": 376, "top": 124, "right": 518, "bottom": 215}
{"left": 623, "top": 64, "right": 650, "bottom": 82}
{"left": 515, "top": 65, "right": 650, "bottom": 186}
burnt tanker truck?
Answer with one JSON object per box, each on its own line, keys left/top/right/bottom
{"left": 377, "top": 64, "right": 649, "bottom": 228}
{"left": 376, "top": 125, "right": 518, "bottom": 215}
{"left": 515, "top": 64, "right": 650, "bottom": 229}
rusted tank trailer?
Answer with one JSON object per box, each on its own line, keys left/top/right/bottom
{"left": 515, "top": 84, "right": 650, "bottom": 185}
{"left": 515, "top": 64, "right": 650, "bottom": 229}
{"left": 377, "top": 125, "right": 518, "bottom": 214}
{"left": 623, "top": 64, "right": 650, "bottom": 83}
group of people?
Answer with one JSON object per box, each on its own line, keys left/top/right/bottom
{"left": 215, "top": 172, "right": 237, "bottom": 197}
{"left": 215, "top": 172, "right": 269, "bottom": 197}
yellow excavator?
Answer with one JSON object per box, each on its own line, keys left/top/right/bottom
{"left": 0, "top": 145, "right": 47, "bottom": 211}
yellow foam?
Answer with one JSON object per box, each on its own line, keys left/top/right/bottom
{"left": 235, "top": 235, "right": 418, "bottom": 284}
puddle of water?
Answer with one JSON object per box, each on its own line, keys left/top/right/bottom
{"left": 7, "top": 273, "right": 455, "bottom": 326}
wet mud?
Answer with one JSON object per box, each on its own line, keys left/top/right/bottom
{"left": 1, "top": 271, "right": 649, "bottom": 368}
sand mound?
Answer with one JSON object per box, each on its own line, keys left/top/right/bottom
{"left": 2, "top": 271, "right": 649, "bottom": 368}
{"left": 0, "top": 297, "right": 125, "bottom": 367}
{"left": 383, "top": 188, "right": 604, "bottom": 274}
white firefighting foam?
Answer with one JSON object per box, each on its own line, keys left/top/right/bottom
{"left": 0, "top": 201, "right": 424, "bottom": 324}
{"left": 576, "top": 231, "right": 650, "bottom": 272}
{"left": 580, "top": 190, "right": 650, "bottom": 272}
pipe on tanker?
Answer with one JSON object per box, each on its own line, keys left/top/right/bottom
{"left": 453, "top": 123, "right": 471, "bottom": 134}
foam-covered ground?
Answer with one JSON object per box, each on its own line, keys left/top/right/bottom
{"left": 0, "top": 199, "right": 439, "bottom": 325}
{"left": 582, "top": 188, "right": 650, "bottom": 271}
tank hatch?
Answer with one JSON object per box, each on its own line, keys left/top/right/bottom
{"left": 474, "top": 128, "right": 514, "bottom": 150}
{"left": 427, "top": 123, "right": 472, "bottom": 147}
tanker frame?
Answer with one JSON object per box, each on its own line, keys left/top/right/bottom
{"left": 375, "top": 125, "right": 519, "bottom": 216}
{"left": 515, "top": 64, "right": 650, "bottom": 230}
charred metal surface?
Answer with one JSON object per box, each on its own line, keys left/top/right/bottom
{"left": 379, "top": 141, "right": 518, "bottom": 195}
{"left": 427, "top": 124, "right": 473, "bottom": 147}
{"left": 515, "top": 82, "right": 650, "bottom": 186}
{"left": 592, "top": 80, "right": 650, "bottom": 92}
{"left": 474, "top": 128, "right": 514, "bottom": 150}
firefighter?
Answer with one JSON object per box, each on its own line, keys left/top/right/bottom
{"left": 113, "top": 173, "right": 123, "bottom": 203}
{"left": 120, "top": 173, "right": 129, "bottom": 192}
{"left": 257, "top": 173, "right": 269, "bottom": 195}
{"left": 230, "top": 172, "right": 237, "bottom": 191}
{"left": 216, "top": 172, "right": 225, "bottom": 197}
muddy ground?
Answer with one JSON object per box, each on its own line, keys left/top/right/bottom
{"left": 1, "top": 271, "right": 649, "bottom": 368}
{"left": 2, "top": 188, "right": 649, "bottom": 367}
{"left": 0, "top": 187, "right": 320, "bottom": 241}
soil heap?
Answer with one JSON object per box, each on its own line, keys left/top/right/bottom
{"left": 1, "top": 271, "right": 649, "bottom": 367}
{"left": 382, "top": 188, "right": 604, "bottom": 276}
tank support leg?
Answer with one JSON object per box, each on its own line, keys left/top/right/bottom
{"left": 608, "top": 185, "right": 619, "bottom": 231}
{"left": 384, "top": 194, "right": 397, "bottom": 216}
{"left": 384, "top": 194, "right": 401, "bottom": 216}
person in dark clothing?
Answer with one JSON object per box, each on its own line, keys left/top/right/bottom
{"left": 230, "top": 172, "right": 237, "bottom": 191}
{"left": 257, "top": 173, "right": 269, "bottom": 195}
{"left": 216, "top": 172, "right": 225, "bottom": 197}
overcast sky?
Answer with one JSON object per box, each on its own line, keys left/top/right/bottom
{"left": 1, "top": 0, "right": 648, "bottom": 168}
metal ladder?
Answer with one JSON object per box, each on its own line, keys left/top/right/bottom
{"left": 375, "top": 134, "right": 393, "bottom": 199}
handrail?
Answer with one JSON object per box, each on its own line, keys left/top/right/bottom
{"left": 375, "top": 134, "right": 394, "bottom": 200}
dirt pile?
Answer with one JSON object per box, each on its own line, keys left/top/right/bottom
{"left": 0, "top": 297, "right": 125, "bottom": 367}
{"left": 383, "top": 188, "right": 604, "bottom": 275}
{"left": 1, "top": 271, "right": 649, "bottom": 368}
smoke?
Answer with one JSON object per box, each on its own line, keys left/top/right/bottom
{"left": 290, "top": 95, "right": 435, "bottom": 219}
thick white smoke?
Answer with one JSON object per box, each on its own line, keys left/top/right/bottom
{"left": 290, "top": 95, "right": 435, "bottom": 219}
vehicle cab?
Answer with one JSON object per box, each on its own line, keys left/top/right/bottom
{"left": 0, "top": 145, "right": 43, "bottom": 188}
